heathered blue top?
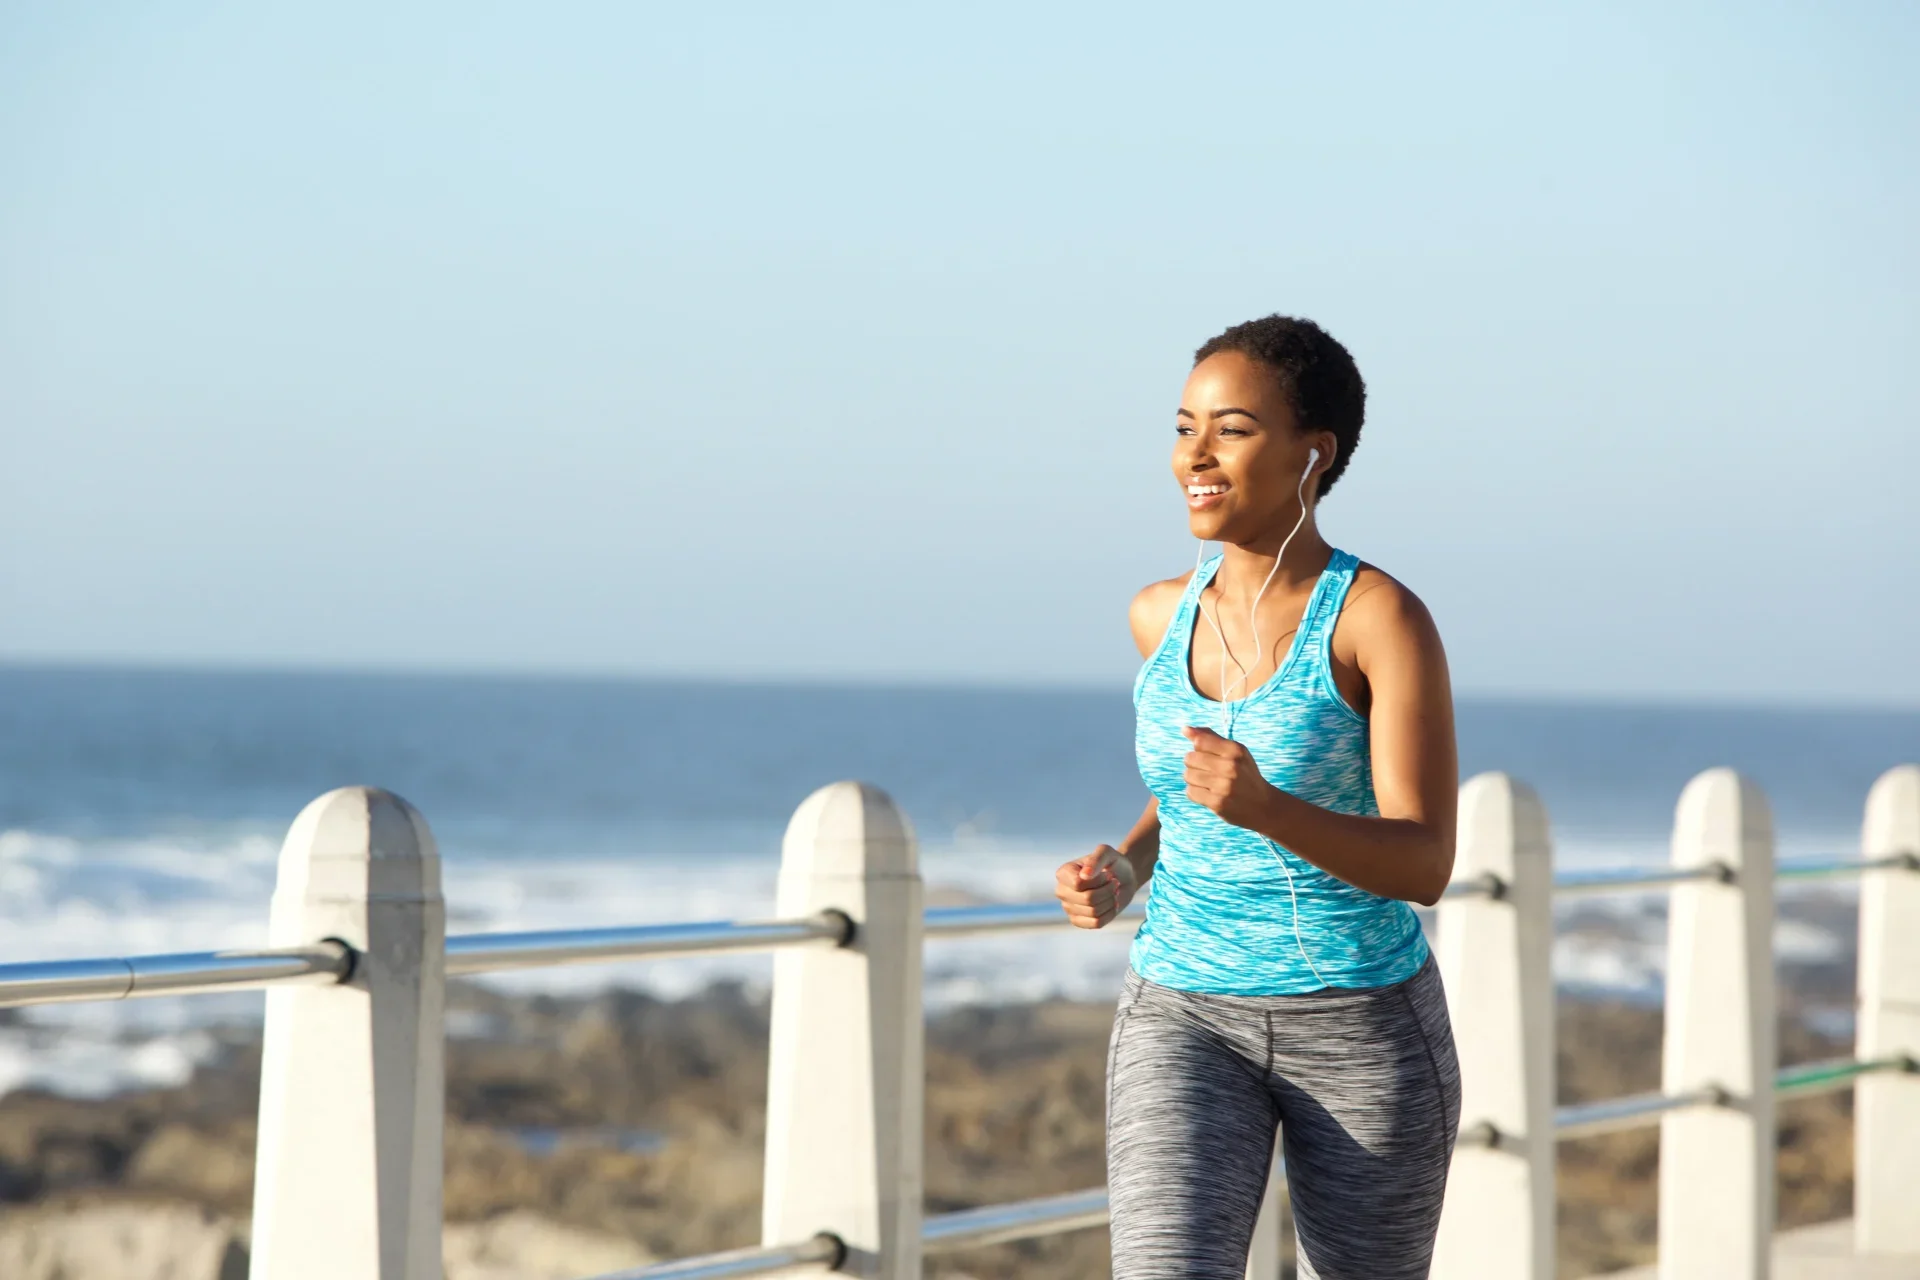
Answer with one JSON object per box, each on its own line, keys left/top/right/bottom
{"left": 1129, "top": 550, "right": 1429, "bottom": 995}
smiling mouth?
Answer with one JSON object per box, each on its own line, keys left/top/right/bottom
{"left": 1186, "top": 484, "right": 1228, "bottom": 497}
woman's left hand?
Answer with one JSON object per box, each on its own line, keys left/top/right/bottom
{"left": 1182, "top": 726, "right": 1281, "bottom": 830}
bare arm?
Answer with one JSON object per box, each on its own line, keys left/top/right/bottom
{"left": 1054, "top": 580, "right": 1185, "bottom": 928}
{"left": 1116, "top": 797, "right": 1161, "bottom": 887}
{"left": 1181, "top": 575, "right": 1458, "bottom": 905}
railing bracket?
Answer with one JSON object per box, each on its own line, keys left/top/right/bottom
{"left": 1457, "top": 1119, "right": 1506, "bottom": 1150}
{"left": 320, "top": 937, "right": 359, "bottom": 986}
{"left": 817, "top": 909, "right": 856, "bottom": 948}
{"left": 816, "top": 1232, "right": 849, "bottom": 1271}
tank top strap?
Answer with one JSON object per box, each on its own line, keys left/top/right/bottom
{"left": 1182, "top": 553, "right": 1224, "bottom": 617}
{"left": 1295, "top": 549, "right": 1360, "bottom": 662}
{"left": 1135, "top": 554, "right": 1223, "bottom": 703}
{"left": 1165, "top": 552, "right": 1222, "bottom": 656}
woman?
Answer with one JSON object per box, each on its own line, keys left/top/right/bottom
{"left": 1054, "top": 315, "right": 1461, "bottom": 1280}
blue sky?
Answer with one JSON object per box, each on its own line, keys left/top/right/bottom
{"left": 2, "top": 2, "right": 1916, "bottom": 703}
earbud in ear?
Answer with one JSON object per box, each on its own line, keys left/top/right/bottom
{"left": 1304, "top": 447, "right": 1320, "bottom": 478}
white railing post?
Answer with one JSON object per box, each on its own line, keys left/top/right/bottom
{"left": 762, "top": 782, "right": 924, "bottom": 1278}
{"left": 251, "top": 787, "right": 445, "bottom": 1280}
{"left": 1658, "top": 769, "right": 1775, "bottom": 1280}
{"left": 1431, "top": 772, "right": 1555, "bottom": 1280}
{"left": 1856, "top": 763, "right": 1920, "bottom": 1256}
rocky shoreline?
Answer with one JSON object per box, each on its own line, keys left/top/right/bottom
{"left": 0, "top": 957, "right": 1861, "bottom": 1279}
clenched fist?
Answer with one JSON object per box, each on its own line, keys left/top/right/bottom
{"left": 1182, "top": 725, "right": 1280, "bottom": 830}
{"left": 1054, "top": 844, "right": 1140, "bottom": 929}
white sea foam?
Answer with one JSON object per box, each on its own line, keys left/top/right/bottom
{"left": 0, "top": 823, "right": 1861, "bottom": 1097}
{"left": 0, "top": 1022, "right": 223, "bottom": 1099}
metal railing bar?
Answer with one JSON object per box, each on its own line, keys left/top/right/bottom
{"left": 1776, "top": 851, "right": 1920, "bottom": 882}
{"left": 579, "top": 1233, "right": 843, "bottom": 1280}
{"left": 0, "top": 943, "right": 353, "bottom": 1010}
{"left": 444, "top": 912, "right": 850, "bottom": 977}
{"left": 9, "top": 848, "right": 1913, "bottom": 1008}
{"left": 923, "top": 1187, "right": 1113, "bottom": 1253}
{"left": 1775, "top": 1054, "right": 1916, "bottom": 1098}
{"left": 0, "top": 956, "right": 137, "bottom": 1006}
{"left": 929, "top": 852, "right": 1912, "bottom": 928}
{"left": 923, "top": 901, "right": 1142, "bottom": 938}
{"left": 1554, "top": 1084, "right": 1723, "bottom": 1140}
{"left": 583, "top": 1186, "right": 1124, "bottom": 1280}
{"left": 592, "top": 1184, "right": 1126, "bottom": 1280}
{"left": 1554, "top": 1055, "right": 1915, "bottom": 1141}
{"left": 1551, "top": 863, "right": 1729, "bottom": 898}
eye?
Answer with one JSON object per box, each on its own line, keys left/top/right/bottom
{"left": 1174, "top": 424, "right": 1195, "bottom": 436}
{"left": 1218, "top": 425, "right": 1249, "bottom": 437}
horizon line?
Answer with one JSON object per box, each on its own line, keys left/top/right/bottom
{"left": 2, "top": 654, "right": 1915, "bottom": 718}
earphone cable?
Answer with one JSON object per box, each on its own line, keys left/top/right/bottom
{"left": 1189, "top": 453, "right": 1328, "bottom": 987}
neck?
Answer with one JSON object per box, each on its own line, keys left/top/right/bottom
{"left": 1211, "top": 524, "right": 1332, "bottom": 603}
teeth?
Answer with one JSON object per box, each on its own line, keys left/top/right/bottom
{"left": 1187, "top": 485, "right": 1227, "bottom": 496}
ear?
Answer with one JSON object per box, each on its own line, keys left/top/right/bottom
{"left": 1309, "top": 432, "right": 1339, "bottom": 475}
{"left": 1305, "top": 432, "right": 1338, "bottom": 499}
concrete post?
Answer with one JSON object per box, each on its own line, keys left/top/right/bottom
{"left": 762, "top": 782, "right": 924, "bottom": 1279}
{"left": 1243, "top": 1150, "right": 1285, "bottom": 1280}
{"left": 251, "top": 787, "right": 445, "bottom": 1280}
{"left": 1658, "top": 769, "right": 1775, "bottom": 1280}
{"left": 1432, "top": 773, "right": 1556, "bottom": 1280}
{"left": 1856, "top": 763, "right": 1920, "bottom": 1256}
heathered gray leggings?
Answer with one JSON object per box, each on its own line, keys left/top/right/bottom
{"left": 1105, "top": 956, "right": 1461, "bottom": 1280}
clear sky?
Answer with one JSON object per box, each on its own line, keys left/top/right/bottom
{"left": 2, "top": 2, "right": 1915, "bottom": 704}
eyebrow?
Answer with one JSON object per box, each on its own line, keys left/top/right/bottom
{"left": 1174, "top": 406, "right": 1261, "bottom": 421}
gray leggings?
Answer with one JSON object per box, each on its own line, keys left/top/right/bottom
{"left": 1105, "top": 956, "right": 1461, "bottom": 1280}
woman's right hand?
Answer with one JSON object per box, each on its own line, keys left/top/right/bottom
{"left": 1055, "top": 844, "right": 1139, "bottom": 929}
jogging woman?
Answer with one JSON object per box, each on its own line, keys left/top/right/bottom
{"left": 1054, "top": 316, "right": 1462, "bottom": 1280}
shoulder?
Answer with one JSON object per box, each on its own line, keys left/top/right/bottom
{"left": 1128, "top": 573, "right": 1192, "bottom": 659}
{"left": 1336, "top": 561, "right": 1446, "bottom": 664}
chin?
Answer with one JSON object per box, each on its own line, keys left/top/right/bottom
{"left": 1187, "top": 514, "right": 1233, "bottom": 542}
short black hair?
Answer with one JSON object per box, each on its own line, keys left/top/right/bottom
{"left": 1194, "top": 315, "right": 1366, "bottom": 497}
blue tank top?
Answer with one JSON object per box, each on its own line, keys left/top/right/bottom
{"left": 1129, "top": 550, "right": 1429, "bottom": 995}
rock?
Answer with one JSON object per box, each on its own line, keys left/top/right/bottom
{"left": 126, "top": 1123, "right": 254, "bottom": 1213}
{"left": 444, "top": 1210, "right": 652, "bottom": 1279}
{"left": 0, "top": 1202, "right": 651, "bottom": 1280}
{"left": 0, "top": 1201, "right": 246, "bottom": 1280}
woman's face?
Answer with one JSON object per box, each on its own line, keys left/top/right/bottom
{"left": 1173, "top": 351, "right": 1333, "bottom": 544}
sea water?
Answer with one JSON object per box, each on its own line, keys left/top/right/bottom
{"left": 1, "top": 664, "right": 1913, "bottom": 1096}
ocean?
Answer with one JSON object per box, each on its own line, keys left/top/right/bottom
{"left": 2, "top": 664, "right": 1915, "bottom": 1097}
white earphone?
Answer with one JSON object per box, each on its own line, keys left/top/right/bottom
{"left": 1191, "top": 444, "right": 1331, "bottom": 987}
{"left": 1194, "top": 446, "right": 1321, "bottom": 729}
